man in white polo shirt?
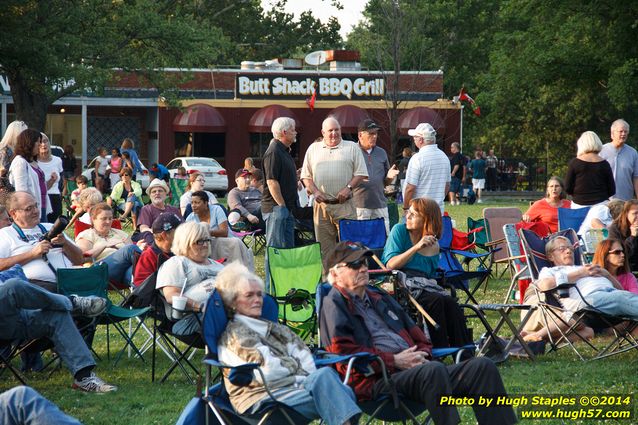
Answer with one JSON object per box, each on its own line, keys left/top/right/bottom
{"left": 402, "top": 123, "right": 450, "bottom": 213}
{"left": 301, "top": 116, "right": 368, "bottom": 266}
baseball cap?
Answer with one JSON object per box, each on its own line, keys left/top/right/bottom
{"left": 358, "top": 119, "right": 381, "bottom": 132}
{"left": 407, "top": 123, "right": 437, "bottom": 140}
{"left": 235, "top": 168, "right": 252, "bottom": 178}
{"left": 324, "top": 241, "right": 373, "bottom": 271}
{"left": 152, "top": 212, "right": 182, "bottom": 234}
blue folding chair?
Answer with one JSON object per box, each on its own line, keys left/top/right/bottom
{"left": 558, "top": 207, "right": 590, "bottom": 232}
{"left": 338, "top": 218, "right": 387, "bottom": 250}
{"left": 198, "top": 289, "right": 370, "bottom": 425}
{"left": 439, "top": 215, "right": 492, "bottom": 304}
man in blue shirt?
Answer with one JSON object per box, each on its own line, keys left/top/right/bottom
{"left": 600, "top": 119, "right": 638, "bottom": 200}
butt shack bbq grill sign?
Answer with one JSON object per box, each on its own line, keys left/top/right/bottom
{"left": 236, "top": 74, "right": 385, "bottom": 100}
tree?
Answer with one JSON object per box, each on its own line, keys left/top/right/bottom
{"left": 481, "top": 0, "right": 638, "bottom": 175}
{"left": 0, "top": 0, "right": 226, "bottom": 130}
{"left": 192, "top": 0, "right": 343, "bottom": 64}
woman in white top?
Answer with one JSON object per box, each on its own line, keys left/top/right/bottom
{"left": 9, "top": 128, "right": 51, "bottom": 221}
{"left": 180, "top": 171, "right": 217, "bottom": 216}
{"left": 156, "top": 221, "right": 224, "bottom": 335}
{"left": 0, "top": 120, "right": 27, "bottom": 178}
{"left": 37, "top": 133, "right": 64, "bottom": 222}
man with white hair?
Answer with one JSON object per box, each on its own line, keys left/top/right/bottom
{"left": 261, "top": 117, "right": 299, "bottom": 249}
{"left": 402, "top": 123, "right": 450, "bottom": 212}
{"left": 600, "top": 119, "right": 638, "bottom": 200}
{"left": 301, "top": 116, "right": 368, "bottom": 265}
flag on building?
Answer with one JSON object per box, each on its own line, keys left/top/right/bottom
{"left": 458, "top": 88, "right": 481, "bottom": 116}
{"left": 306, "top": 84, "right": 317, "bottom": 111}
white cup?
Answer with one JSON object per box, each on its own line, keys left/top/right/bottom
{"left": 172, "top": 296, "right": 188, "bottom": 319}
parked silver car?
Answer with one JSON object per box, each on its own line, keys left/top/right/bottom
{"left": 166, "top": 157, "right": 228, "bottom": 196}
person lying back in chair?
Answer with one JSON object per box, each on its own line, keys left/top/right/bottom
{"left": 526, "top": 235, "right": 638, "bottom": 341}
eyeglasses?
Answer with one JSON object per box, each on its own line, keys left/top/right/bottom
{"left": 195, "top": 178, "right": 205, "bottom": 183}
{"left": 405, "top": 209, "right": 421, "bottom": 218}
{"left": 552, "top": 245, "right": 574, "bottom": 253}
{"left": 195, "top": 238, "right": 212, "bottom": 246}
{"left": 335, "top": 259, "right": 367, "bottom": 270}
{"left": 120, "top": 173, "right": 131, "bottom": 177}
{"left": 608, "top": 249, "right": 624, "bottom": 256}
{"left": 17, "top": 204, "right": 38, "bottom": 213}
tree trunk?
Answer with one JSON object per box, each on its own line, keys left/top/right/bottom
{"left": 8, "top": 72, "right": 50, "bottom": 131}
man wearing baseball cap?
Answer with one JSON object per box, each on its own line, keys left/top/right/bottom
{"left": 133, "top": 212, "right": 180, "bottom": 287}
{"left": 320, "top": 241, "right": 517, "bottom": 425}
{"left": 403, "top": 123, "right": 450, "bottom": 213}
{"left": 353, "top": 119, "right": 399, "bottom": 234}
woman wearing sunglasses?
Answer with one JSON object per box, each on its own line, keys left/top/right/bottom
{"left": 156, "top": 221, "right": 224, "bottom": 335}
{"left": 592, "top": 238, "right": 638, "bottom": 294}
{"left": 381, "top": 197, "right": 472, "bottom": 349}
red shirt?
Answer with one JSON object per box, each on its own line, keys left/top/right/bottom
{"left": 133, "top": 243, "right": 172, "bottom": 286}
{"left": 524, "top": 198, "right": 571, "bottom": 233}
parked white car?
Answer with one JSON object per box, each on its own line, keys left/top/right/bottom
{"left": 166, "top": 157, "right": 228, "bottom": 196}
{"left": 82, "top": 155, "right": 150, "bottom": 189}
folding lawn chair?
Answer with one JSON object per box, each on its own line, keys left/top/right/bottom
{"left": 198, "top": 289, "right": 372, "bottom": 425}
{"left": 519, "top": 228, "right": 638, "bottom": 360}
{"left": 502, "top": 223, "right": 532, "bottom": 303}
{"left": 439, "top": 215, "right": 492, "bottom": 304}
{"left": 56, "top": 264, "right": 150, "bottom": 366}
{"left": 558, "top": 206, "right": 590, "bottom": 232}
{"left": 338, "top": 217, "right": 387, "bottom": 266}
{"left": 582, "top": 228, "right": 608, "bottom": 262}
{"left": 266, "top": 243, "right": 322, "bottom": 342}
{"left": 482, "top": 207, "right": 523, "bottom": 276}
{"left": 169, "top": 178, "right": 189, "bottom": 207}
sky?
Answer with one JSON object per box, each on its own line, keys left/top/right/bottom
{"left": 260, "top": 0, "right": 368, "bottom": 39}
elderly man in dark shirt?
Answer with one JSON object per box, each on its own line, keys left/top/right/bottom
{"left": 320, "top": 241, "right": 518, "bottom": 425}
{"left": 261, "top": 117, "right": 300, "bottom": 249}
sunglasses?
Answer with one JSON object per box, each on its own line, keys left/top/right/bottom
{"left": 336, "top": 258, "right": 367, "bottom": 270}
{"left": 195, "top": 238, "right": 212, "bottom": 246}
{"left": 608, "top": 249, "right": 624, "bottom": 255}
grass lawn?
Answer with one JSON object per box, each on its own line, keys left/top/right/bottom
{"left": 2, "top": 199, "right": 636, "bottom": 424}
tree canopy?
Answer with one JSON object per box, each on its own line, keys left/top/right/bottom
{"left": 347, "top": 0, "right": 638, "bottom": 175}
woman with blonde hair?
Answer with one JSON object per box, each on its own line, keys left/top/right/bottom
{"left": 156, "top": 221, "right": 224, "bottom": 335}
{"left": 0, "top": 120, "right": 28, "bottom": 178}
{"left": 381, "top": 197, "right": 472, "bottom": 348}
{"left": 565, "top": 131, "right": 615, "bottom": 208}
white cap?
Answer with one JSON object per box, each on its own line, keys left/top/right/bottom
{"left": 408, "top": 123, "right": 437, "bottom": 140}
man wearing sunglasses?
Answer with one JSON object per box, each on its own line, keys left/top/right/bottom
{"left": 320, "top": 241, "right": 517, "bottom": 425}
{"left": 537, "top": 235, "right": 638, "bottom": 320}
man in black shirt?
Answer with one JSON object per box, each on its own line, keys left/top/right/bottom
{"left": 262, "top": 117, "right": 299, "bottom": 248}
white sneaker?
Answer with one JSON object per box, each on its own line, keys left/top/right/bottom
{"left": 70, "top": 295, "right": 107, "bottom": 317}
{"left": 477, "top": 199, "right": 483, "bottom": 203}
{"left": 73, "top": 372, "right": 117, "bottom": 393}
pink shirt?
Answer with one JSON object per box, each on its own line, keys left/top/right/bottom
{"left": 618, "top": 273, "right": 638, "bottom": 294}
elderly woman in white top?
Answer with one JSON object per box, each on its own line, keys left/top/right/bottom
{"left": 9, "top": 128, "right": 51, "bottom": 221}
{"left": 216, "top": 262, "right": 361, "bottom": 425}
{"left": 156, "top": 221, "right": 224, "bottom": 335}
{"left": 186, "top": 190, "right": 254, "bottom": 270}
{"left": 37, "top": 133, "right": 64, "bottom": 222}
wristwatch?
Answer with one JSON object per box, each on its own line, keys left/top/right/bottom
{"left": 346, "top": 184, "right": 353, "bottom": 190}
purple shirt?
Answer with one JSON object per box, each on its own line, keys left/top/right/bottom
{"left": 138, "top": 204, "right": 182, "bottom": 229}
{"left": 32, "top": 165, "right": 47, "bottom": 207}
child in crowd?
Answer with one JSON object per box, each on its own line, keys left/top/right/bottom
{"left": 71, "top": 175, "right": 89, "bottom": 211}
{"left": 109, "top": 148, "right": 123, "bottom": 188}
{"left": 94, "top": 147, "right": 109, "bottom": 192}
{"left": 122, "top": 152, "right": 135, "bottom": 178}
{"left": 174, "top": 166, "right": 188, "bottom": 179}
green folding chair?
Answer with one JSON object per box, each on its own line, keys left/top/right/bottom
{"left": 169, "top": 178, "right": 189, "bottom": 207}
{"left": 266, "top": 243, "right": 322, "bottom": 342}
{"left": 57, "top": 263, "right": 151, "bottom": 365}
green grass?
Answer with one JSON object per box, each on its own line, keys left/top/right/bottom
{"left": 3, "top": 199, "right": 637, "bottom": 424}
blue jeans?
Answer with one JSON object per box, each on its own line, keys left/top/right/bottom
{"left": 99, "top": 244, "right": 141, "bottom": 286}
{"left": 0, "top": 279, "right": 95, "bottom": 376}
{"left": 264, "top": 206, "right": 295, "bottom": 249}
{"left": 1, "top": 386, "right": 81, "bottom": 425}
{"left": 585, "top": 289, "right": 638, "bottom": 318}
{"left": 251, "top": 367, "right": 360, "bottom": 425}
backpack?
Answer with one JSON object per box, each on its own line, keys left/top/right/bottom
{"left": 466, "top": 187, "right": 476, "bottom": 205}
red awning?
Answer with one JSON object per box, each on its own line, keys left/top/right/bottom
{"left": 248, "top": 104, "right": 301, "bottom": 133}
{"left": 397, "top": 107, "right": 445, "bottom": 135}
{"left": 328, "top": 105, "right": 369, "bottom": 133}
{"left": 173, "top": 104, "right": 226, "bottom": 133}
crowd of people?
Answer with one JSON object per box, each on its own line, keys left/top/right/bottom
{"left": 1, "top": 114, "right": 637, "bottom": 424}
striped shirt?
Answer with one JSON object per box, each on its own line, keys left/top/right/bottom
{"left": 404, "top": 144, "right": 451, "bottom": 211}
{"left": 301, "top": 139, "right": 368, "bottom": 198}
